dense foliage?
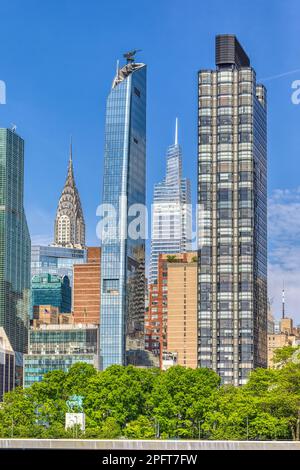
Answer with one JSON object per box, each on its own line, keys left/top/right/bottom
{"left": 1, "top": 347, "right": 300, "bottom": 440}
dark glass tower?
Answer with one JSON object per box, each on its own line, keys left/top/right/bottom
{"left": 198, "top": 35, "right": 267, "bottom": 385}
{"left": 0, "top": 128, "right": 31, "bottom": 360}
{"left": 100, "top": 54, "right": 146, "bottom": 369}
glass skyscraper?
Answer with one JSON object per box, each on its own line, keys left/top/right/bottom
{"left": 0, "top": 128, "right": 31, "bottom": 361}
{"left": 31, "top": 273, "right": 71, "bottom": 313}
{"left": 198, "top": 35, "right": 267, "bottom": 385}
{"left": 100, "top": 53, "right": 146, "bottom": 369}
{"left": 31, "top": 245, "right": 86, "bottom": 286}
{"left": 150, "top": 119, "right": 192, "bottom": 284}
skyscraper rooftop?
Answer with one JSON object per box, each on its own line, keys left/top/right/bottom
{"left": 215, "top": 34, "right": 250, "bottom": 68}
{"left": 53, "top": 140, "right": 85, "bottom": 249}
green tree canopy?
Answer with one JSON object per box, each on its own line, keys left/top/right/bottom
{"left": 1, "top": 348, "right": 300, "bottom": 440}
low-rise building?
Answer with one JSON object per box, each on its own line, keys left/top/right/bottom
{"left": 23, "top": 310, "right": 99, "bottom": 387}
{"left": 267, "top": 317, "right": 300, "bottom": 367}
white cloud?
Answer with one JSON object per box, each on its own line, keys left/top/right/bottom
{"left": 268, "top": 188, "right": 300, "bottom": 322}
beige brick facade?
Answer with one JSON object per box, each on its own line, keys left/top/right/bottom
{"left": 167, "top": 254, "right": 198, "bottom": 368}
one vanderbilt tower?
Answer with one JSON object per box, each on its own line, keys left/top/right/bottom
{"left": 100, "top": 51, "right": 146, "bottom": 369}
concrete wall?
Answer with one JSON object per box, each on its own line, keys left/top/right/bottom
{"left": 0, "top": 439, "right": 300, "bottom": 450}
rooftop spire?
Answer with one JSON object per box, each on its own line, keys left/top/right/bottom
{"left": 67, "top": 137, "right": 74, "bottom": 181}
{"left": 175, "top": 117, "right": 178, "bottom": 146}
{"left": 69, "top": 135, "right": 73, "bottom": 162}
{"left": 53, "top": 139, "right": 85, "bottom": 249}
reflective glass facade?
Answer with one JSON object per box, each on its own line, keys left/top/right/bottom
{"left": 198, "top": 36, "right": 267, "bottom": 385}
{"left": 31, "top": 245, "right": 86, "bottom": 285}
{"left": 31, "top": 273, "right": 72, "bottom": 313}
{"left": 24, "top": 354, "right": 96, "bottom": 388}
{"left": 0, "top": 129, "right": 31, "bottom": 357}
{"left": 24, "top": 323, "right": 99, "bottom": 387}
{"left": 100, "top": 61, "right": 146, "bottom": 369}
{"left": 150, "top": 125, "right": 192, "bottom": 284}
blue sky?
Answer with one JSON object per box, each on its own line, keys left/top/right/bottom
{"left": 0, "top": 0, "right": 300, "bottom": 319}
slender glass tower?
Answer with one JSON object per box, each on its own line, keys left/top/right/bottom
{"left": 100, "top": 52, "right": 146, "bottom": 369}
{"left": 198, "top": 35, "right": 267, "bottom": 385}
{"left": 149, "top": 120, "right": 192, "bottom": 284}
{"left": 0, "top": 128, "right": 31, "bottom": 362}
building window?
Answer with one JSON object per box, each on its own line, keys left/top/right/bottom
{"left": 103, "top": 279, "right": 119, "bottom": 294}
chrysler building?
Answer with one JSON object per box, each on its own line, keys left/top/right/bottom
{"left": 53, "top": 141, "right": 85, "bottom": 249}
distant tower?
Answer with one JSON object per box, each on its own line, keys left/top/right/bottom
{"left": 149, "top": 118, "right": 192, "bottom": 284}
{"left": 53, "top": 140, "right": 85, "bottom": 249}
{"left": 282, "top": 282, "right": 285, "bottom": 319}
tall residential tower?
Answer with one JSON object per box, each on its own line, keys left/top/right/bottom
{"left": 198, "top": 35, "right": 268, "bottom": 385}
{"left": 150, "top": 120, "right": 192, "bottom": 284}
{"left": 100, "top": 52, "right": 146, "bottom": 369}
{"left": 0, "top": 128, "right": 31, "bottom": 371}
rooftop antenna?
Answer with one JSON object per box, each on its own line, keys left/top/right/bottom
{"left": 116, "top": 59, "right": 120, "bottom": 75}
{"left": 175, "top": 117, "right": 178, "bottom": 145}
{"left": 282, "top": 281, "right": 285, "bottom": 319}
{"left": 123, "top": 49, "right": 142, "bottom": 64}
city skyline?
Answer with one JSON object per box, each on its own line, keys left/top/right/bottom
{"left": 0, "top": 0, "right": 300, "bottom": 320}
{"left": 1, "top": 2, "right": 300, "bottom": 452}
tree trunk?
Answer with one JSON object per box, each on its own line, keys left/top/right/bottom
{"left": 291, "top": 424, "right": 296, "bottom": 441}
{"left": 297, "top": 411, "right": 300, "bottom": 441}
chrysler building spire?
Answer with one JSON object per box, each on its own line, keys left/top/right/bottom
{"left": 53, "top": 141, "right": 85, "bottom": 249}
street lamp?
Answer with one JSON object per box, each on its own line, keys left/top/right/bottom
{"left": 154, "top": 417, "right": 160, "bottom": 438}
{"left": 198, "top": 420, "right": 204, "bottom": 440}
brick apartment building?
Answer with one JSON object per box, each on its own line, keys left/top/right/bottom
{"left": 73, "top": 247, "right": 101, "bottom": 324}
{"left": 145, "top": 252, "right": 197, "bottom": 368}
